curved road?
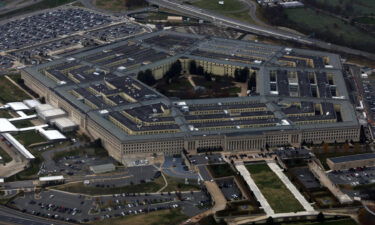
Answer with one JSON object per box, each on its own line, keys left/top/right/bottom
{"left": 147, "top": 0, "right": 375, "bottom": 60}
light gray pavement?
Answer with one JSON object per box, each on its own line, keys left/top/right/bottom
{"left": 235, "top": 162, "right": 274, "bottom": 216}
{"left": 267, "top": 162, "right": 315, "bottom": 212}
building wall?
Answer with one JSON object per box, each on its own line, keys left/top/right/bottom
{"left": 22, "top": 70, "right": 361, "bottom": 165}
{"left": 327, "top": 158, "right": 375, "bottom": 170}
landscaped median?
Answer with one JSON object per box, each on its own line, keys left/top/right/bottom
{"left": 245, "top": 163, "right": 304, "bottom": 213}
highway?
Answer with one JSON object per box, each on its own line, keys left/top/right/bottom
{"left": 147, "top": 0, "right": 375, "bottom": 60}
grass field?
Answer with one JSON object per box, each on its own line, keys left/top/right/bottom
{"left": 90, "top": 209, "right": 188, "bottom": 225}
{"left": 0, "top": 147, "right": 12, "bottom": 164}
{"left": 282, "top": 218, "right": 358, "bottom": 225}
{"left": 316, "top": 0, "right": 375, "bottom": 15}
{"left": 13, "top": 131, "right": 46, "bottom": 147}
{"left": 353, "top": 16, "right": 375, "bottom": 25}
{"left": 284, "top": 8, "right": 375, "bottom": 45}
{"left": 191, "top": 0, "right": 255, "bottom": 24}
{"left": 0, "top": 77, "right": 30, "bottom": 103}
{"left": 246, "top": 163, "right": 304, "bottom": 213}
{"left": 207, "top": 164, "right": 235, "bottom": 178}
{"left": 162, "top": 175, "right": 201, "bottom": 192}
{"left": 55, "top": 176, "right": 166, "bottom": 195}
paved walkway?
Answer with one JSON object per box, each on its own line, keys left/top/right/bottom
{"left": 267, "top": 162, "right": 315, "bottom": 212}
{"left": 235, "top": 163, "right": 274, "bottom": 215}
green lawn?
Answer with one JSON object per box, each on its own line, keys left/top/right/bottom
{"left": 12, "top": 119, "right": 34, "bottom": 128}
{"left": 0, "top": 147, "right": 12, "bottom": 164}
{"left": 90, "top": 209, "right": 188, "bottom": 225}
{"left": 353, "top": 16, "right": 375, "bottom": 25}
{"left": 246, "top": 163, "right": 304, "bottom": 213}
{"left": 13, "top": 131, "right": 46, "bottom": 147}
{"left": 55, "top": 176, "right": 166, "bottom": 195}
{"left": 282, "top": 218, "right": 358, "bottom": 225}
{"left": 0, "top": 77, "right": 30, "bottom": 103}
{"left": 285, "top": 8, "right": 375, "bottom": 45}
{"left": 316, "top": 0, "right": 375, "bottom": 15}
{"left": 0, "top": 110, "right": 12, "bottom": 118}
{"left": 207, "top": 163, "right": 235, "bottom": 178}
{"left": 162, "top": 175, "right": 200, "bottom": 192}
{"left": 192, "top": 0, "right": 255, "bottom": 24}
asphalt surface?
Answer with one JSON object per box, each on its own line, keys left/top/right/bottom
{"left": 0, "top": 205, "right": 72, "bottom": 225}
{"left": 147, "top": 0, "right": 375, "bottom": 60}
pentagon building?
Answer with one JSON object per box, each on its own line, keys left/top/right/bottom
{"left": 21, "top": 31, "right": 359, "bottom": 164}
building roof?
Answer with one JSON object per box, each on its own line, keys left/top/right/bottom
{"left": 51, "top": 117, "right": 77, "bottom": 128}
{"left": 2, "top": 133, "right": 35, "bottom": 159}
{"left": 0, "top": 119, "right": 18, "bottom": 132}
{"left": 7, "top": 102, "right": 30, "bottom": 111}
{"left": 328, "top": 153, "right": 375, "bottom": 164}
{"left": 39, "top": 175, "right": 64, "bottom": 182}
{"left": 21, "top": 30, "right": 359, "bottom": 142}
{"left": 23, "top": 99, "right": 41, "bottom": 109}
{"left": 89, "top": 163, "right": 116, "bottom": 173}
{"left": 38, "top": 129, "right": 66, "bottom": 140}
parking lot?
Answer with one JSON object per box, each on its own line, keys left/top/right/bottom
{"left": 11, "top": 188, "right": 211, "bottom": 223}
{"left": 215, "top": 177, "right": 243, "bottom": 201}
{"left": 0, "top": 8, "right": 113, "bottom": 51}
{"left": 188, "top": 154, "right": 223, "bottom": 165}
{"left": 328, "top": 166, "right": 375, "bottom": 187}
{"left": 0, "top": 55, "right": 14, "bottom": 68}
{"left": 162, "top": 156, "right": 198, "bottom": 180}
{"left": 87, "top": 22, "right": 142, "bottom": 42}
{"left": 9, "top": 35, "right": 93, "bottom": 65}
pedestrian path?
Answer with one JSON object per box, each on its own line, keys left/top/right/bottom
{"left": 267, "top": 162, "right": 315, "bottom": 212}
{"left": 235, "top": 163, "right": 275, "bottom": 216}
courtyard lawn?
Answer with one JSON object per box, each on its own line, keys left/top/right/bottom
{"left": 13, "top": 131, "right": 46, "bottom": 147}
{"left": 246, "top": 163, "right": 304, "bottom": 213}
{"left": 0, "top": 77, "right": 30, "bottom": 103}
{"left": 90, "top": 209, "right": 188, "bottom": 225}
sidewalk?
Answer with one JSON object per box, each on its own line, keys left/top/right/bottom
{"left": 235, "top": 163, "right": 274, "bottom": 216}
{"left": 267, "top": 162, "right": 315, "bottom": 212}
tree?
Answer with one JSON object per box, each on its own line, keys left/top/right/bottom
{"left": 196, "top": 66, "right": 204, "bottom": 76}
{"left": 164, "top": 60, "right": 182, "bottom": 79}
{"left": 189, "top": 60, "right": 197, "bottom": 74}
{"left": 137, "top": 69, "right": 156, "bottom": 86}
{"left": 266, "top": 216, "right": 274, "bottom": 225}
{"left": 317, "top": 212, "right": 325, "bottom": 223}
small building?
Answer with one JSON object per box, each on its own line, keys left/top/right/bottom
{"left": 38, "top": 129, "right": 66, "bottom": 141}
{"left": 167, "top": 16, "right": 183, "bottom": 22}
{"left": 39, "top": 175, "right": 64, "bottom": 186}
{"left": 327, "top": 153, "right": 375, "bottom": 170}
{"left": 6, "top": 102, "right": 30, "bottom": 111}
{"left": 23, "top": 99, "right": 41, "bottom": 109}
{"left": 35, "top": 104, "right": 55, "bottom": 113}
{"left": 50, "top": 117, "right": 78, "bottom": 132}
{"left": 90, "top": 163, "right": 116, "bottom": 174}
{"left": 38, "top": 108, "right": 66, "bottom": 122}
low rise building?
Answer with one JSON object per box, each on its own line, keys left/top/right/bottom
{"left": 327, "top": 153, "right": 375, "bottom": 170}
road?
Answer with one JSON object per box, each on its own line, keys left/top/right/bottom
{"left": 147, "top": 0, "right": 375, "bottom": 60}
{"left": 0, "top": 205, "right": 73, "bottom": 225}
